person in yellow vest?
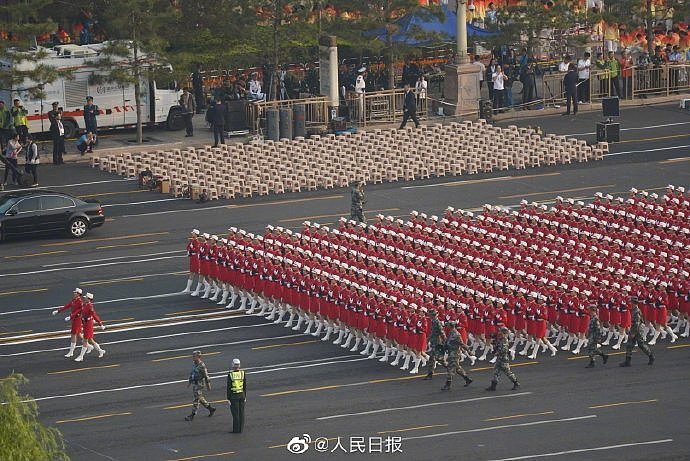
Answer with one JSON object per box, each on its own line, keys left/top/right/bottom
{"left": 227, "top": 358, "right": 246, "bottom": 433}
{"left": 11, "top": 99, "right": 28, "bottom": 144}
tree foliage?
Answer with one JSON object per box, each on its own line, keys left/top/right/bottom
{"left": 0, "top": 373, "right": 68, "bottom": 461}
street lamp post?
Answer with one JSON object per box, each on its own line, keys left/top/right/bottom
{"left": 443, "top": 0, "right": 480, "bottom": 116}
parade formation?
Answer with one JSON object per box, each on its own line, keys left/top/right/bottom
{"left": 51, "top": 289, "right": 106, "bottom": 362}
{"left": 180, "top": 185, "right": 690, "bottom": 390}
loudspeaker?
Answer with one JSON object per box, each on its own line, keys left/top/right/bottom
{"left": 602, "top": 97, "right": 620, "bottom": 117}
{"left": 596, "top": 121, "right": 620, "bottom": 142}
{"left": 224, "top": 100, "right": 248, "bottom": 132}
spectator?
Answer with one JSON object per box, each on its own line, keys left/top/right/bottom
{"left": 594, "top": 52, "right": 607, "bottom": 96}
{"left": 558, "top": 54, "right": 571, "bottom": 72}
{"left": 668, "top": 45, "right": 682, "bottom": 91}
{"left": 486, "top": 58, "right": 498, "bottom": 103}
{"left": 83, "top": 96, "right": 99, "bottom": 142}
{"left": 619, "top": 50, "right": 634, "bottom": 99}
{"left": 0, "top": 100, "right": 11, "bottom": 152}
{"left": 577, "top": 52, "right": 591, "bottom": 103}
{"left": 3, "top": 132, "right": 21, "bottom": 186}
{"left": 492, "top": 64, "right": 507, "bottom": 110}
{"left": 205, "top": 100, "right": 226, "bottom": 148}
{"left": 398, "top": 83, "right": 420, "bottom": 129}
{"left": 563, "top": 62, "right": 578, "bottom": 116}
{"left": 180, "top": 88, "right": 196, "bottom": 137}
{"left": 605, "top": 51, "right": 621, "bottom": 97}
{"left": 472, "top": 54, "right": 486, "bottom": 91}
{"left": 415, "top": 75, "right": 427, "bottom": 100}
{"left": 248, "top": 73, "right": 265, "bottom": 101}
{"left": 521, "top": 62, "right": 537, "bottom": 106}
{"left": 11, "top": 99, "right": 28, "bottom": 144}
{"left": 192, "top": 64, "right": 206, "bottom": 112}
{"left": 24, "top": 135, "right": 39, "bottom": 186}
{"left": 486, "top": 3, "right": 498, "bottom": 30}
{"left": 51, "top": 112, "right": 66, "bottom": 164}
{"left": 76, "top": 132, "right": 96, "bottom": 155}
{"left": 79, "top": 24, "right": 92, "bottom": 45}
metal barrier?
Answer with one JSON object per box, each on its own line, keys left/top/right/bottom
{"left": 540, "top": 64, "right": 690, "bottom": 106}
{"left": 246, "top": 96, "right": 330, "bottom": 135}
{"left": 345, "top": 89, "right": 428, "bottom": 127}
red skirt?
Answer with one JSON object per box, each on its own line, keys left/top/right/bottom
{"left": 655, "top": 307, "right": 668, "bottom": 325}
{"left": 598, "top": 307, "right": 610, "bottom": 324}
{"left": 578, "top": 314, "right": 590, "bottom": 335}
{"left": 680, "top": 300, "right": 690, "bottom": 315}
{"left": 609, "top": 309, "right": 621, "bottom": 326}
{"left": 547, "top": 306, "right": 558, "bottom": 324}
{"left": 526, "top": 319, "right": 537, "bottom": 336}
{"left": 514, "top": 316, "right": 526, "bottom": 331}
{"left": 70, "top": 318, "right": 82, "bottom": 335}
{"left": 375, "top": 320, "right": 387, "bottom": 339}
{"left": 620, "top": 311, "right": 632, "bottom": 329}
{"left": 505, "top": 312, "right": 516, "bottom": 330}
{"left": 189, "top": 257, "right": 200, "bottom": 273}
{"left": 82, "top": 320, "right": 95, "bottom": 339}
{"left": 535, "top": 319, "right": 547, "bottom": 339}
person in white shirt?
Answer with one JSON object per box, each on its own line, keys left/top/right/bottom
{"left": 25, "top": 135, "right": 39, "bottom": 186}
{"left": 577, "top": 52, "right": 591, "bottom": 103}
{"left": 492, "top": 65, "right": 507, "bottom": 109}
{"left": 355, "top": 68, "right": 366, "bottom": 120}
{"left": 248, "top": 74, "right": 265, "bottom": 101}
{"left": 473, "top": 54, "right": 486, "bottom": 90}
{"left": 558, "top": 55, "right": 571, "bottom": 73}
{"left": 415, "top": 75, "right": 427, "bottom": 99}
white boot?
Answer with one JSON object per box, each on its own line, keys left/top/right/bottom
{"left": 612, "top": 333, "right": 626, "bottom": 350}
{"left": 379, "top": 347, "right": 391, "bottom": 362}
{"left": 74, "top": 346, "right": 87, "bottom": 362}
{"left": 368, "top": 342, "right": 380, "bottom": 359}
{"left": 226, "top": 292, "right": 238, "bottom": 309}
{"left": 285, "top": 311, "right": 296, "bottom": 328}
{"left": 349, "top": 336, "right": 362, "bottom": 352}
{"left": 479, "top": 345, "right": 490, "bottom": 361}
{"left": 210, "top": 284, "right": 221, "bottom": 301}
{"left": 292, "top": 315, "right": 304, "bottom": 331}
{"left": 528, "top": 343, "right": 538, "bottom": 359}
{"left": 183, "top": 278, "right": 193, "bottom": 293}
{"left": 266, "top": 303, "right": 278, "bottom": 320}
{"left": 666, "top": 326, "right": 678, "bottom": 343}
{"left": 648, "top": 329, "right": 660, "bottom": 345}
{"left": 682, "top": 320, "right": 690, "bottom": 338}
{"left": 547, "top": 340, "right": 557, "bottom": 356}
{"left": 341, "top": 332, "right": 354, "bottom": 348}
{"left": 333, "top": 328, "right": 345, "bottom": 345}
{"left": 400, "top": 353, "right": 412, "bottom": 370}
{"left": 410, "top": 356, "right": 422, "bottom": 374}
{"left": 239, "top": 296, "right": 248, "bottom": 311}
{"left": 602, "top": 330, "right": 614, "bottom": 346}
{"left": 360, "top": 339, "right": 372, "bottom": 355}
{"left": 218, "top": 289, "right": 229, "bottom": 305}
{"left": 304, "top": 319, "right": 314, "bottom": 335}
{"left": 201, "top": 282, "right": 212, "bottom": 299}
{"left": 390, "top": 350, "right": 403, "bottom": 366}
{"left": 489, "top": 356, "right": 497, "bottom": 364}
{"left": 572, "top": 338, "right": 585, "bottom": 354}
{"left": 93, "top": 343, "right": 105, "bottom": 358}
{"left": 191, "top": 280, "right": 203, "bottom": 297}
{"left": 312, "top": 321, "right": 323, "bottom": 337}
{"left": 247, "top": 298, "right": 258, "bottom": 314}
{"left": 561, "top": 335, "right": 574, "bottom": 351}
{"left": 322, "top": 326, "right": 333, "bottom": 341}
{"left": 86, "top": 344, "right": 94, "bottom": 354}
{"left": 519, "top": 340, "right": 532, "bottom": 356}
{"left": 64, "top": 341, "right": 76, "bottom": 358}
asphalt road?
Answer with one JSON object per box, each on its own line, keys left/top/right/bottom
{"left": 1, "top": 102, "right": 689, "bottom": 461}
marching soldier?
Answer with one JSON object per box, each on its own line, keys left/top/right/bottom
{"left": 620, "top": 297, "right": 655, "bottom": 367}
{"left": 486, "top": 327, "right": 520, "bottom": 391}
{"left": 585, "top": 304, "right": 609, "bottom": 368}
{"left": 350, "top": 181, "right": 366, "bottom": 223}
{"left": 185, "top": 351, "right": 216, "bottom": 421}
{"left": 423, "top": 308, "right": 446, "bottom": 379}
{"left": 52, "top": 288, "right": 85, "bottom": 358}
{"left": 227, "top": 358, "right": 247, "bottom": 433}
{"left": 441, "top": 321, "right": 473, "bottom": 390}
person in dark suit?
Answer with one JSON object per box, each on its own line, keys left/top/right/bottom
{"left": 398, "top": 83, "right": 420, "bottom": 129}
{"left": 205, "top": 99, "right": 225, "bottom": 147}
{"left": 563, "top": 62, "right": 578, "bottom": 115}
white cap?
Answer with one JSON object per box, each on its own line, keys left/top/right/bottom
{"left": 191, "top": 229, "right": 200, "bottom": 235}
{"left": 74, "top": 288, "right": 83, "bottom": 294}
{"left": 86, "top": 292, "right": 94, "bottom": 300}
{"left": 232, "top": 358, "right": 241, "bottom": 367}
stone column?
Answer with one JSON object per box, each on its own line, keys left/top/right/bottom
{"left": 319, "top": 35, "right": 339, "bottom": 118}
{"left": 444, "top": 0, "right": 481, "bottom": 116}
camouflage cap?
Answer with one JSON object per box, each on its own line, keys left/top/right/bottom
{"left": 192, "top": 350, "right": 202, "bottom": 357}
{"left": 445, "top": 320, "right": 458, "bottom": 327}
{"left": 587, "top": 304, "right": 598, "bottom": 311}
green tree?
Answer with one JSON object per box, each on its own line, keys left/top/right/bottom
{"left": 84, "top": 0, "right": 177, "bottom": 143}
{"left": 0, "top": 373, "right": 68, "bottom": 461}
{"left": 0, "top": 0, "right": 66, "bottom": 99}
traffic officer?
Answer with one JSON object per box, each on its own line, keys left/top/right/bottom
{"left": 486, "top": 326, "right": 520, "bottom": 391}
{"left": 585, "top": 304, "right": 609, "bottom": 368}
{"left": 227, "top": 358, "right": 247, "bottom": 433}
{"left": 350, "top": 182, "right": 366, "bottom": 223}
{"left": 185, "top": 351, "right": 216, "bottom": 421}
{"left": 620, "top": 297, "right": 655, "bottom": 367}
{"left": 423, "top": 308, "right": 446, "bottom": 379}
{"left": 441, "top": 321, "right": 473, "bottom": 390}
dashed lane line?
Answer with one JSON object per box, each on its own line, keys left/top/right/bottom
{"left": 4, "top": 250, "right": 69, "bottom": 259}
{"left": 96, "top": 240, "right": 159, "bottom": 250}
{"left": 377, "top": 424, "right": 449, "bottom": 435}
{"left": 484, "top": 411, "right": 555, "bottom": 422}
{"left": 40, "top": 232, "right": 169, "bottom": 247}
{"left": 485, "top": 439, "right": 674, "bottom": 461}
{"left": 165, "top": 450, "right": 235, "bottom": 461}
{"left": 152, "top": 351, "right": 222, "bottom": 363}
{"left": 55, "top": 411, "right": 132, "bottom": 424}
{"left": 48, "top": 364, "right": 121, "bottom": 375}
{"left": 0, "top": 288, "right": 48, "bottom": 297}
{"left": 251, "top": 340, "right": 320, "bottom": 350}
{"left": 588, "top": 399, "right": 658, "bottom": 409}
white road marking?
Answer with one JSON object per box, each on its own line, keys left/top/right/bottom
{"left": 0, "top": 291, "right": 184, "bottom": 317}
{"left": 485, "top": 439, "right": 674, "bottom": 461}
{"left": 10, "top": 355, "right": 364, "bottom": 404}
{"left": 120, "top": 203, "right": 237, "bottom": 218}
{"left": 34, "top": 178, "right": 137, "bottom": 190}
{"left": 0, "top": 313, "right": 261, "bottom": 350}
{"left": 316, "top": 393, "right": 532, "bottom": 420}
{"left": 80, "top": 271, "right": 185, "bottom": 284}
{"left": 147, "top": 332, "right": 308, "bottom": 355}
{"left": 0, "top": 255, "right": 186, "bottom": 278}
{"left": 566, "top": 120, "right": 690, "bottom": 137}
{"left": 102, "top": 197, "right": 186, "bottom": 207}
{"left": 402, "top": 415, "right": 597, "bottom": 441}
{"left": 400, "top": 175, "right": 519, "bottom": 190}
{"left": 604, "top": 144, "right": 690, "bottom": 157}
{"left": 42, "top": 250, "right": 184, "bottom": 267}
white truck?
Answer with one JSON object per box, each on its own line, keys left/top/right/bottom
{"left": 0, "top": 43, "right": 186, "bottom": 138}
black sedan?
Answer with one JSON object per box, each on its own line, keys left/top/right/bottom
{"left": 0, "top": 190, "right": 105, "bottom": 240}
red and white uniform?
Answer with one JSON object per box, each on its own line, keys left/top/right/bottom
{"left": 57, "top": 297, "right": 83, "bottom": 335}
{"left": 80, "top": 301, "right": 102, "bottom": 340}
{"left": 187, "top": 238, "right": 200, "bottom": 274}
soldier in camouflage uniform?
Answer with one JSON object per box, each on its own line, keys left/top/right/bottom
{"left": 585, "top": 304, "right": 609, "bottom": 368}
{"left": 350, "top": 182, "right": 366, "bottom": 223}
{"left": 486, "top": 327, "right": 520, "bottom": 391}
{"left": 620, "top": 297, "right": 655, "bottom": 367}
{"left": 185, "top": 350, "right": 216, "bottom": 421}
{"left": 441, "top": 322, "right": 473, "bottom": 390}
{"left": 423, "top": 309, "right": 447, "bottom": 380}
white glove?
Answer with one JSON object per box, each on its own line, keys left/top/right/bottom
{"left": 52, "top": 310, "right": 58, "bottom": 316}
{"left": 100, "top": 325, "right": 106, "bottom": 331}
{"left": 64, "top": 316, "right": 71, "bottom": 322}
